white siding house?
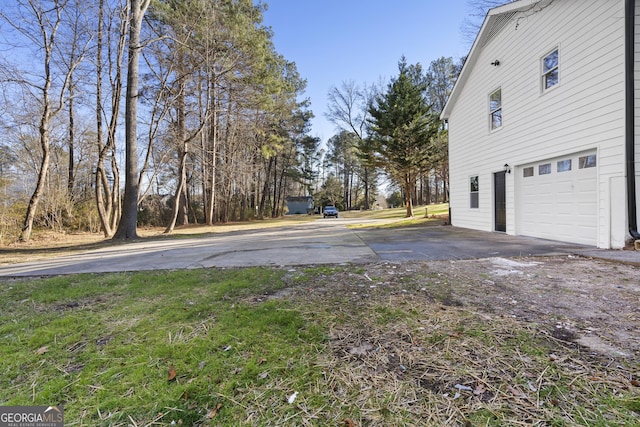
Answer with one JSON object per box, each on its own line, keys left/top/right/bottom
{"left": 441, "top": 0, "right": 640, "bottom": 249}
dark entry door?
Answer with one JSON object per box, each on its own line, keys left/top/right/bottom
{"left": 494, "top": 171, "right": 506, "bottom": 232}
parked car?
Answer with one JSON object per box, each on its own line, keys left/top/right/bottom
{"left": 323, "top": 206, "right": 339, "bottom": 218}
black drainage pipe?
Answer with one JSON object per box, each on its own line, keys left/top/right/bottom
{"left": 626, "top": 0, "right": 640, "bottom": 240}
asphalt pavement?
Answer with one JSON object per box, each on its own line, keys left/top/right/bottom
{"left": 0, "top": 218, "right": 638, "bottom": 277}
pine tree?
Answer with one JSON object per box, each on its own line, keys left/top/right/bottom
{"left": 368, "top": 57, "right": 438, "bottom": 217}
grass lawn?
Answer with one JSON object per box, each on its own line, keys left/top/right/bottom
{"left": 342, "top": 203, "right": 448, "bottom": 220}
{"left": 342, "top": 203, "right": 449, "bottom": 229}
{"left": 1, "top": 265, "right": 638, "bottom": 426}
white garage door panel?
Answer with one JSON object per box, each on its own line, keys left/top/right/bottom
{"left": 518, "top": 152, "right": 597, "bottom": 246}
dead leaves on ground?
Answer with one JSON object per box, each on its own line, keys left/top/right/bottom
{"left": 207, "top": 403, "right": 223, "bottom": 419}
{"left": 166, "top": 363, "right": 226, "bottom": 420}
{"left": 167, "top": 364, "right": 177, "bottom": 382}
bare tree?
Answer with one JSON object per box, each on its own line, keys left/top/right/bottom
{"left": 59, "top": 0, "right": 92, "bottom": 197}
{"left": 0, "top": 0, "right": 87, "bottom": 242}
{"left": 326, "top": 81, "right": 378, "bottom": 209}
{"left": 0, "top": 0, "right": 314, "bottom": 236}
{"left": 112, "top": 0, "right": 151, "bottom": 240}
{"left": 141, "top": 1, "right": 211, "bottom": 233}
{"left": 93, "top": 0, "right": 127, "bottom": 237}
{"left": 462, "top": 0, "right": 513, "bottom": 43}
{"left": 423, "top": 57, "right": 463, "bottom": 204}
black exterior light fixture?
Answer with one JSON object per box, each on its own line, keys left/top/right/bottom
{"left": 491, "top": 60, "right": 501, "bottom": 66}
{"left": 503, "top": 163, "right": 511, "bottom": 174}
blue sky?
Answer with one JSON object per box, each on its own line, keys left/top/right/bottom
{"left": 260, "top": 0, "right": 474, "bottom": 145}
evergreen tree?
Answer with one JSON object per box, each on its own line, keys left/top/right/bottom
{"left": 296, "top": 135, "right": 321, "bottom": 196}
{"left": 368, "top": 57, "right": 438, "bottom": 217}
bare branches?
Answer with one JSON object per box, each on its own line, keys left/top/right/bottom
{"left": 326, "top": 80, "right": 377, "bottom": 142}
{"left": 461, "top": 0, "right": 513, "bottom": 44}
{"left": 0, "top": 0, "right": 315, "bottom": 239}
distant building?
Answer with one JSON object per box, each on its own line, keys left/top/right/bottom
{"left": 375, "top": 194, "right": 388, "bottom": 210}
{"left": 285, "top": 196, "right": 314, "bottom": 215}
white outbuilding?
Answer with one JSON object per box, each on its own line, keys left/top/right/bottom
{"left": 441, "top": 0, "right": 640, "bottom": 248}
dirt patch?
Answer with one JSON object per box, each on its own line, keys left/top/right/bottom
{"left": 421, "top": 255, "right": 640, "bottom": 359}
{"left": 441, "top": 256, "right": 631, "bottom": 358}
{"left": 279, "top": 255, "right": 640, "bottom": 359}
{"left": 274, "top": 256, "right": 640, "bottom": 425}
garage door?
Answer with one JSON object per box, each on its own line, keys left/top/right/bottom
{"left": 518, "top": 151, "right": 597, "bottom": 246}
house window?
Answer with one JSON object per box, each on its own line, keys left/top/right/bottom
{"left": 489, "top": 88, "right": 502, "bottom": 130}
{"left": 523, "top": 167, "right": 534, "bottom": 177}
{"left": 557, "top": 159, "right": 571, "bottom": 172}
{"left": 542, "top": 48, "right": 559, "bottom": 90}
{"left": 579, "top": 154, "right": 597, "bottom": 169}
{"left": 470, "top": 176, "right": 479, "bottom": 208}
{"left": 539, "top": 163, "right": 551, "bottom": 175}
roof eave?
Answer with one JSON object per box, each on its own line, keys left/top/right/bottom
{"left": 440, "top": 0, "right": 544, "bottom": 120}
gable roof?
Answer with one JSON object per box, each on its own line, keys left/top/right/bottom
{"left": 440, "top": 0, "right": 546, "bottom": 120}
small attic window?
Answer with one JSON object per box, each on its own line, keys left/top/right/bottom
{"left": 489, "top": 88, "right": 502, "bottom": 130}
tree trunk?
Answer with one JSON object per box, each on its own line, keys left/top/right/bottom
{"left": 68, "top": 76, "right": 75, "bottom": 197}
{"left": 363, "top": 167, "right": 370, "bottom": 210}
{"left": 343, "top": 165, "right": 349, "bottom": 210}
{"left": 94, "top": 0, "right": 113, "bottom": 237}
{"left": 443, "top": 165, "right": 449, "bottom": 203}
{"left": 277, "top": 164, "right": 288, "bottom": 217}
{"left": 165, "top": 63, "right": 187, "bottom": 234}
{"left": 109, "top": 152, "right": 121, "bottom": 232}
{"left": 178, "top": 187, "right": 189, "bottom": 225}
{"left": 258, "top": 157, "right": 273, "bottom": 219}
{"left": 165, "top": 147, "right": 187, "bottom": 233}
{"left": 404, "top": 176, "right": 414, "bottom": 218}
{"left": 205, "top": 81, "right": 218, "bottom": 225}
{"left": 271, "top": 156, "right": 278, "bottom": 218}
{"left": 113, "top": 0, "right": 150, "bottom": 240}
{"left": 96, "top": 0, "right": 124, "bottom": 237}
{"left": 19, "top": 1, "right": 60, "bottom": 242}
{"left": 20, "top": 130, "right": 51, "bottom": 242}
{"left": 200, "top": 131, "right": 210, "bottom": 223}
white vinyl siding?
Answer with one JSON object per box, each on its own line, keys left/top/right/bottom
{"left": 446, "top": 0, "right": 627, "bottom": 248}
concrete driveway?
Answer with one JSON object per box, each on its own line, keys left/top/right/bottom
{"left": 0, "top": 217, "right": 628, "bottom": 277}
{"left": 356, "top": 223, "right": 589, "bottom": 261}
